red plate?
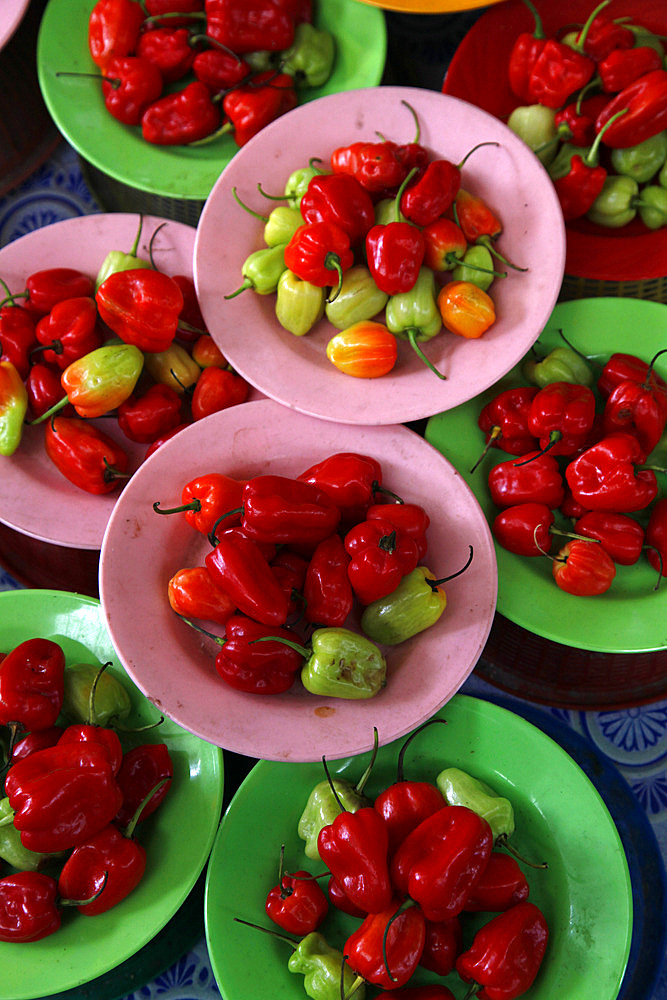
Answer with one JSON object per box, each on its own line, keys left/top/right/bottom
{"left": 442, "top": 0, "right": 667, "bottom": 282}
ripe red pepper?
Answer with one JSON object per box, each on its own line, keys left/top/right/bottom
{"left": 168, "top": 565, "right": 237, "bottom": 625}
{"left": 318, "top": 806, "right": 393, "bottom": 915}
{"left": 114, "top": 742, "right": 174, "bottom": 826}
{"left": 20, "top": 268, "right": 95, "bottom": 316}
{"left": 456, "top": 901, "right": 549, "bottom": 999}
{"left": 598, "top": 352, "right": 667, "bottom": 400}
{"left": 552, "top": 113, "right": 624, "bottom": 221}
{"left": 142, "top": 80, "right": 221, "bottom": 145}
{"left": 5, "top": 742, "right": 124, "bottom": 853}
{"left": 367, "top": 502, "right": 430, "bottom": 560}
{"left": 34, "top": 296, "right": 103, "bottom": 369}
{"left": 573, "top": 511, "right": 645, "bottom": 566}
{"left": 191, "top": 365, "right": 249, "bottom": 420}
{"left": 0, "top": 302, "right": 37, "bottom": 379}
{"left": 265, "top": 849, "right": 328, "bottom": 935}
{"left": 506, "top": 0, "right": 546, "bottom": 102}
{"left": 463, "top": 852, "right": 530, "bottom": 912}
{"left": 45, "top": 416, "right": 130, "bottom": 495}
{"left": 344, "top": 899, "right": 426, "bottom": 989}
{"left": 327, "top": 874, "right": 366, "bottom": 917}
{"left": 233, "top": 475, "right": 342, "bottom": 548}
{"left": 96, "top": 268, "right": 184, "bottom": 352}
{"left": 365, "top": 210, "right": 425, "bottom": 296}
{"left": 552, "top": 538, "right": 616, "bottom": 596}
{"left": 117, "top": 383, "right": 183, "bottom": 443}
{"left": 421, "top": 218, "right": 468, "bottom": 273}
{"left": 58, "top": 722, "right": 123, "bottom": 776}
{"left": 373, "top": 733, "right": 445, "bottom": 856}
{"left": 390, "top": 805, "right": 494, "bottom": 921}
{"left": 331, "top": 139, "right": 408, "bottom": 194}
{"left": 598, "top": 46, "right": 663, "bottom": 94}
{"left": 477, "top": 386, "right": 539, "bottom": 459}
{"left": 646, "top": 498, "right": 667, "bottom": 578}
{"left": 0, "top": 637, "right": 65, "bottom": 732}
{"left": 205, "top": 528, "right": 290, "bottom": 626}
{"left": 213, "top": 614, "right": 302, "bottom": 694}
{"left": 98, "top": 55, "right": 164, "bottom": 127}
{"left": 222, "top": 71, "right": 297, "bottom": 146}
{"left": 145, "top": 0, "right": 204, "bottom": 19}
{"left": 344, "top": 517, "right": 419, "bottom": 605}
{"left": 453, "top": 189, "right": 502, "bottom": 244}
{"left": 88, "top": 0, "right": 145, "bottom": 71}
{"left": 595, "top": 69, "right": 667, "bottom": 148}
{"left": 192, "top": 47, "right": 250, "bottom": 91}
{"left": 554, "top": 94, "right": 609, "bottom": 147}
{"left": 135, "top": 27, "right": 196, "bottom": 83}
{"left": 10, "top": 725, "right": 65, "bottom": 763}
{"left": 0, "top": 872, "right": 62, "bottom": 942}
{"left": 297, "top": 451, "right": 391, "bottom": 525}
{"left": 300, "top": 174, "right": 375, "bottom": 247}
{"left": 602, "top": 352, "right": 667, "bottom": 459}
{"left": 487, "top": 452, "right": 565, "bottom": 509}
{"left": 400, "top": 158, "right": 461, "bottom": 227}
{"left": 57, "top": 821, "right": 146, "bottom": 915}
{"left": 492, "top": 502, "right": 558, "bottom": 557}
{"left": 284, "top": 221, "right": 354, "bottom": 297}
{"left": 154, "top": 471, "right": 246, "bottom": 534}
{"left": 420, "top": 917, "right": 462, "bottom": 977}
{"left": 526, "top": 15, "right": 597, "bottom": 109}
{"left": 565, "top": 433, "right": 658, "bottom": 513}
{"left": 527, "top": 381, "right": 596, "bottom": 456}
{"left": 578, "top": 9, "right": 634, "bottom": 60}
{"left": 303, "top": 533, "right": 353, "bottom": 627}
{"left": 205, "top": 0, "right": 296, "bottom": 53}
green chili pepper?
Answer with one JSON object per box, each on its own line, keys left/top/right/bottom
{"left": 324, "top": 265, "right": 388, "bottom": 329}
{"left": 507, "top": 104, "right": 559, "bottom": 166}
{"left": 264, "top": 206, "right": 303, "bottom": 247}
{"left": 281, "top": 22, "right": 336, "bottom": 89}
{"left": 225, "top": 244, "right": 287, "bottom": 299}
{"left": 636, "top": 184, "right": 667, "bottom": 229}
{"left": 451, "top": 245, "right": 505, "bottom": 291}
{"left": 435, "top": 766, "right": 515, "bottom": 841}
{"left": 275, "top": 268, "right": 325, "bottom": 336}
{"left": 610, "top": 131, "right": 667, "bottom": 184}
{"left": 0, "top": 797, "right": 53, "bottom": 871}
{"left": 586, "top": 175, "right": 639, "bottom": 227}
{"left": 0, "top": 360, "right": 28, "bottom": 456}
{"left": 62, "top": 661, "right": 132, "bottom": 728}
{"left": 94, "top": 216, "right": 153, "bottom": 291}
{"left": 289, "top": 932, "right": 366, "bottom": 1000}
{"left": 522, "top": 344, "right": 594, "bottom": 387}
{"left": 385, "top": 267, "right": 444, "bottom": 379}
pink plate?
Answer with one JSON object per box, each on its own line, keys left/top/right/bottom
{"left": 194, "top": 86, "right": 566, "bottom": 426}
{"left": 0, "top": 0, "right": 30, "bottom": 51}
{"left": 98, "top": 399, "right": 497, "bottom": 760}
{"left": 0, "top": 214, "right": 196, "bottom": 549}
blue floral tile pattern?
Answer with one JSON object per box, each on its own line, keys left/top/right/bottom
{"left": 123, "top": 942, "right": 221, "bottom": 999}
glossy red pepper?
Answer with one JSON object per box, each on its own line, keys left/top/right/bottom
{"left": 222, "top": 71, "right": 297, "bottom": 146}
{"left": 492, "top": 502, "right": 558, "bottom": 556}
{"left": 58, "top": 722, "right": 123, "bottom": 776}
{"left": 20, "top": 268, "right": 95, "bottom": 316}
{"left": 10, "top": 725, "right": 65, "bottom": 763}
{"left": 463, "top": 852, "right": 530, "bottom": 912}
{"left": 420, "top": 917, "right": 462, "bottom": 977}
{"left": 117, "top": 383, "right": 183, "bottom": 443}
{"left": 578, "top": 9, "right": 634, "bottom": 60}
{"left": 344, "top": 899, "right": 426, "bottom": 989}
{"left": 145, "top": 0, "right": 204, "bottom": 18}
{"left": 598, "top": 352, "right": 667, "bottom": 400}
{"left": 205, "top": 0, "right": 296, "bottom": 53}
{"left": 88, "top": 0, "right": 145, "bottom": 71}
{"left": 300, "top": 173, "right": 375, "bottom": 247}
{"left": 595, "top": 69, "right": 667, "bottom": 148}
{"left": 573, "top": 511, "right": 645, "bottom": 566}
{"left": 344, "top": 517, "right": 419, "bottom": 605}
{"left": 554, "top": 94, "right": 609, "bottom": 147}
{"left": 400, "top": 158, "right": 461, "bottom": 227}
{"left": 205, "top": 528, "right": 290, "bottom": 626}
{"left": 27, "top": 360, "right": 71, "bottom": 419}
{"left": 456, "top": 901, "right": 549, "bottom": 999}
{"left": 142, "top": 80, "right": 221, "bottom": 145}
{"left": 366, "top": 502, "right": 430, "bottom": 560}
{"left": 453, "top": 189, "right": 502, "bottom": 244}
{"left": 599, "top": 46, "right": 663, "bottom": 94}
{"left": 0, "top": 638, "right": 65, "bottom": 732}
{"left": 5, "top": 742, "right": 124, "bottom": 853}
{"left": 0, "top": 303, "right": 36, "bottom": 379}
{"left": 265, "top": 850, "right": 328, "bottom": 935}
{"left": 646, "top": 498, "right": 667, "bottom": 577}
{"left": 114, "top": 742, "right": 174, "bottom": 826}
{"left": 192, "top": 47, "right": 250, "bottom": 91}
{"left": 233, "top": 475, "right": 342, "bottom": 548}
{"left": 154, "top": 471, "right": 246, "bottom": 534}
{"left": 57, "top": 821, "right": 146, "bottom": 915}
{"left": 96, "top": 268, "right": 184, "bottom": 352}
{"left": 297, "top": 451, "right": 390, "bottom": 525}
{"left": 135, "top": 27, "right": 196, "bottom": 83}
{"left": 327, "top": 874, "right": 366, "bottom": 916}
{"left": 527, "top": 381, "right": 596, "bottom": 456}
{"left": 552, "top": 538, "right": 616, "bottom": 596}
{"left": 97, "top": 55, "right": 165, "bottom": 127}
{"left": 365, "top": 198, "right": 426, "bottom": 297}
{"left": 565, "top": 432, "right": 658, "bottom": 513}
{"left": 506, "top": 0, "right": 546, "bottom": 102}
{"left": 488, "top": 452, "right": 565, "bottom": 509}
{"left": 526, "top": 25, "right": 596, "bottom": 109}
{"left": 318, "top": 806, "right": 392, "bottom": 914}
{"left": 168, "top": 565, "right": 237, "bottom": 625}
{"left": 421, "top": 218, "right": 468, "bottom": 273}
{"left": 477, "top": 386, "right": 539, "bottom": 459}
{"left": 44, "top": 416, "right": 130, "bottom": 495}
{"left": 0, "top": 872, "right": 62, "bottom": 942}
{"left": 191, "top": 365, "right": 249, "bottom": 420}
{"left": 303, "top": 533, "right": 353, "bottom": 626}
{"left": 33, "top": 296, "right": 103, "bottom": 369}
{"left": 213, "top": 614, "right": 302, "bottom": 694}
{"left": 601, "top": 352, "right": 667, "bottom": 459}
{"left": 331, "top": 139, "right": 408, "bottom": 194}
{"left": 552, "top": 110, "right": 628, "bottom": 220}
{"left": 284, "top": 221, "right": 354, "bottom": 295}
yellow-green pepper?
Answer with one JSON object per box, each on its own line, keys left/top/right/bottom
{"left": 281, "top": 23, "right": 336, "bottom": 89}
{"left": 385, "top": 267, "right": 444, "bottom": 379}
{"left": 522, "top": 345, "right": 594, "bottom": 387}
{"left": 324, "top": 265, "right": 388, "bottom": 329}
{"left": 275, "top": 269, "right": 325, "bottom": 336}
{"left": 0, "top": 360, "right": 28, "bottom": 456}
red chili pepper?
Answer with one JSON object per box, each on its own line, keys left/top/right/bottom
{"left": 565, "top": 432, "right": 658, "bottom": 513}
{"left": 400, "top": 159, "right": 461, "bottom": 228}
{"left": 327, "top": 874, "right": 366, "bottom": 916}
{"left": 96, "top": 268, "right": 184, "bottom": 352}
{"left": 365, "top": 171, "right": 426, "bottom": 297}
{"left": 506, "top": 0, "right": 546, "bottom": 102}
{"left": 192, "top": 47, "right": 250, "bottom": 91}
{"left": 57, "top": 821, "right": 146, "bottom": 915}
{"left": 456, "top": 901, "right": 549, "bottom": 1000}
{"left": 344, "top": 517, "right": 420, "bottom": 605}
{"left": 646, "top": 498, "right": 667, "bottom": 577}
{"left": 0, "top": 638, "right": 65, "bottom": 732}
{"left": 331, "top": 139, "right": 408, "bottom": 194}
{"left": 366, "top": 502, "right": 430, "bottom": 560}
{"left": 0, "top": 872, "right": 62, "bottom": 942}
{"left": 373, "top": 734, "right": 445, "bottom": 856}
{"left": 135, "top": 27, "right": 196, "bottom": 83}
{"left": 390, "top": 805, "right": 493, "bottom": 922}
{"left": 114, "top": 742, "right": 174, "bottom": 826}
{"left": 527, "top": 381, "right": 596, "bottom": 456}
{"left": 117, "top": 383, "right": 183, "bottom": 443}
{"left": 554, "top": 94, "right": 610, "bottom": 147}
{"left": 284, "top": 221, "right": 354, "bottom": 296}
{"left": 595, "top": 69, "right": 667, "bottom": 148}
{"left": 318, "top": 806, "right": 392, "bottom": 914}
{"left": 552, "top": 538, "right": 616, "bottom": 596}
{"left": 191, "top": 365, "right": 249, "bottom": 420}
{"left": 34, "top": 297, "right": 103, "bottom": 369}
{"left": 205, "top": 0, "right": 296, "bottom": 53}
{"left": 58, "top": 723, "right": 123, "bottom": 775}
{"left": 88, "top": 0, "right": 145, "bottom": 71}
{"left": 21, "top": 268, "right": 95, "bottom": 316}
{"left": 222, "top": 71, "right": 297, "bottom": 146}
{"left": 344, "top": 899, "right": 426, "bottom": 989}
{"left": 463, "top": 852, "right": 530, "bottom": 912}
{"left": 144, "top": 421, "right": 190, "bottom": 457}
{"left": 154, "top": 471, "right": 246, "bottom": 534}
{"left": 526, "top": 29, "right": 596, "bottom": 109}
{"left": 45, "top": 416, "right": 130, "bottom": 495}
{"left": 0, "top": 303, "right": 37, "bottom": 379}
{"left": 488, "top": 452, "right": 565, "bottom": 509}
{"left": 599, "top": 46, "right": 663, "bottom": 94}
{"left": 265, "top": 849, "right": 328, "bottom": 935}
{"left": 5, "top": 742, "right": 124, "bottom": 853}
{"left": 300, "top": 174, "right": 375, "bottom": 247}
{"left": 420, "top": 917, "right": 462, "bottom": 977}
{"left": 453, "top": 189, "right": 502, "bottom": 243}
{"left": 421, "top": 218, "right": 468, "bottom": 273}
{"left": 297, "top": 451, "right": 390, "bottom": 526}
{"left": 303, "top": 533, "right": 353, "bottom": 627}
{"left": 213, "top": 614, "right": 302, "bottom": 694}
{"left": 97, "top": 54, "right": 164, "bottom": 126}
{"left": 492, "top": 502, "right": 557, "bottom": 556}
{"left": 579, "top": 9, "right": 634, "bottom": 60}
{"left": 145, "top": 0, "right": 204, "bottom": 18}
{"left": 10, "top": 725, "right": 65, "bottom": 763}
{"left": 573, "top": 511, "right": 645, "bottom": 566}
{"left": 168, "top": 565, "right": 237, "bottom": 625}
{"left": 233, "top": 475, "right": 342, "bottom": 548}
{"left": 477, "top": 386, "right": 539, "bottom": 460}
{"left": 601, "top": 352, "right": 667, "bottom": 459}
{"left": 598, "top": 352, "right": 667, "bottom": 400}
{"left": 205, "top": 529, "right": 290, "bottom": 626}
{"left": 552, "top": 110, "right": 628, "bottom": 220}
{"left": 26, "top": 364, "right": 72, "bottom": 419}
{"left": 142, "top": 80, "right": 221, "bottom": 145}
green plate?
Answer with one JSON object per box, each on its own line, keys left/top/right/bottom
{"left": 0, "top": 589, "right": 224, "bottom": 1000}
{"left": 204, "top": 694, "right": 632, "bottom": 1000}
{"left": 36, "top": 0, "right": 387, "bottom": 200}
{"left": 425, "top": 297, "right": 667, "bottom": 655}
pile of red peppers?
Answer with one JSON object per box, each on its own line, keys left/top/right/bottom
{"left": 84, "top": 0, "right": 335, "bottom": 148}
{"left": 506, "top": 0, "right": 667, "bottom": 227}
{"left": 477, "top": 338, "right": 667, "bottom": 595}
{"left": 0, "top": 217, "right": 250, "bottom": 491}
{"left": 0, "top": 638, "right": 173, "bottom": 942}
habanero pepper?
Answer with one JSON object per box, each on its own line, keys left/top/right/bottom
{"left": 437, "top": 281, "right": 496, "bottom": 340}
{"left": 142, "top": 80, "right": 221, "bottom": 145}
{"left": 598, "top": 351, "right": 667, "bottom": 399}
{"left": 420, "top": 919, "right": 462, "bottom": 979}
{"left": 57, "top": 818, "right": 146, "bottom": 916}
{"left": 0, "top": 360, "right": 28, "bottom": 456}
{"left": 275, "top": 268, "right": 326, "bottom": 337}
{"left": 96, "top": 268, "right": 184, "bottom": 353}
{"left": 61, "top": 661, "right": 132, "bottom": 729}
{"left": 0, "top": 872, "right": 63, "bottom": 942}
{"left": 595, "top": 69, "right": 667, "bottom": 148}
{"left": 551, "top": 110, "right": 628, "bottom": 220}
{"left": 33, "top": 296, "right": 103, "bottom": 369}
{"left": 326, "top": 321, "right": 398, "bottom": 379}
{"left": 44, "top": 416, "right": 130, "bottom": 495}
{"left": 323, "top": 263, "right": 388, "bottom": 329}
{"left": 117, "top": 383, "right": 183, "bottom": 443}
{"left": 400, "top": 157, "right": 461, "bottom": 227}
{"left": 344, "top": 900, "right": 426, "bottom": 991}
{"left": 10, "top": 725, "right": 65, "bottom": 764}
{"left": 344, "top": 517, "right": 419, "bottom": 605}
{"left": 577, "top": 7, "right": 634, "bottom": 60}
{"left": 135, "top": 27, "right": 196, "bottom": 84}
{"left": 506, "top": 0, "right": 547, "bottom": 102}
{"left": 303, "top": 533, "right": 353, "bottom": 627}
{"left": 88, "top": 0, "right": 145, "bottom": 71}
{"left": 488, "top": 451, "right": 565, "bottom": 509}
{"left": 229, "top": 474, "right": 342, "bottom": 548}
{"left": 421, "top": 217, "right": 468, "bottom": 273}
{"left": 213, "top": 615, "right": 303, "bottom": 695}
{"left": 365, "top": 170, "right": 425, "bottom": 296}
{"left": 367, "top": 501, "right": 429, "bottom": 559}
{"left": 523, "top": 343, "right": 594, "bottom": 389}
{"left": 552, "top": 538, "right": 617, "bottom": 596}
{"left": 114, "top": 742, "right": 174, "bottom": 826}
{"left": 55, "top": 342, "right": 144, "bottom": 420}
{"left": 525, "top": 1, "right": 601, "bottom": 109}
{"left": 598, "top": 45, "right": 663, "bottom": 94}
{"left": 221, "top": 71, "right": 297, "bottom": 147}
{"left": 58, "top": 721, "right": 122, "bottom": 776}
{"left": 601, "top": 350, "right": 667, "bottom": 459}
{"left": 205, "top": 0, "right": 296, "bottom": 53}
{"left": 463, "top": 851, "right": 530, "bottom": 912}
{"left": 330, "top": 139, "right": 408, "bottom": 195}
{"left": 475, "top": 386, "right": 539, "bottom": 467}
{"left": 297, "top": 451, "right": 393, "bottom": 525}
{"left": 265, "top": 846, "right": 328, "bottom": 935}
{"left": 553, "top": 93, "right": 610, "bottom": 148}
{"left": 317, "top": 803, "right": 392, "bottom": 914}
{"left": 9, "top": 267, "right": 94, "bottom": 317}
{"left": 168, "top": 565, "right": 237, "bottom": 625}
{"left": 153, "top": 471, "right": 246, "bottom": 534}
{"left": 205, "top": 529, "right": 290, "bottom": 626}
{"left": 526, "top": 380, "right": 597, "bottom": 456}
{"left": 99, "top": 55, "right": 165, "bottom": 126}
{"left": 327, "top": 874, "right": 366, "bottom": 917}
{"left": 386, "top": 266, "right": 445, "bottom": 378}
{"left": 300, "top": 173, "right": 375, "bottom": 247}
{"left": 191, "top": 365, "right": 250, "bottom": 420}
{"left": 492, "top": 502, "right": 561, "bottom": 556}
{"left": 565, "top": 432, "right": 658, "bottom": 513}
{"left": 286, "top": 930, "right": 366, "bottom": 1000}
{"left": 192, "top": 47, "right": 250, "bottom": 91}
{"left": 0, "top": 297, "right": 37, "bottom": 379}
{"left": 0, "top": 638, "right": 65, "bottom": 733}
{"left": 284, "top": 221, "right": 354, "bottom": 300}
{"left": 573, "top": 511, "right": 645, "bottom": 566}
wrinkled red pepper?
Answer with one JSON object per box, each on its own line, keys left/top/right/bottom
{"left": 192, "top": 47, "right": 250, "bottom": 91}
{"left": 456, "top": 901, "right": 549, "bottom": 999}
{"left": 463, "top": 852, "right": 530, "bottom": 912}
{"left": 0, "top": 872, "right": 62, "bottom": 942}
{"left": 58, "top": 722, "right": 123, "bottom": 776}
{"left": 579, "top": 9, "right": 634, "bottom": 60}
{"left": 344, "top": 899, "right": 426, "bottom": 989}
{"left": 599, "top": 45, "right": 663, "bottom": 94}
{"left": 0, "top": 637, "right": 65, "bottom": 732}
{"left": 142, "top": 80, "right": 221, "bottom": 145}
{"left": 300, "top": 173, "right": 375, "bottom": 247}
{"left": 0, "top": 302, "right": 37, "bottom": 379}
{"left": 205, "top": 529, "right": 290, "bottom": 626}
{"left": 231, "top": 475, "right": 342, "bottom": 548}
{"left": 598, "top": 351, "right": 667, "bottom": 399}
{"left": 96, "top": 268, "right": 184, "bottom": 352}
{"left": 506, "top": 0, "right": 546, "bottom": 102}
{"left": 420, "top": 917, "right": 462, "bottom": 977}
{"left": 601, "top": 352, "right": 667, "bottom": 459}
{"left": 222, "top": 71, "right": 297, "bottom": 146}
{"left": 297, "top": 451, "right": 392, "bottom": 526}
{"left": 477, "top": 386, "right": 539, "bottom": 460}
{"left": 168, "top": 565, "right": 237, "bottom": 625}
{"left": 135, "top": 27, "right": 196, "bottom": 83}
{"left": 284, "top": 221, "right": 354, "bottom": 296}
{"left": 21, "top": 268, "right": 95, "bottom": 316}
{"left": 366, "top": 502, "right": 430, "bottom": 560}
{"left": 526, "top": 2, "right": 600, "bottom": 109}
{"left": 34, "top": 296, "right": 103, "bottom": 369}
{"left": 213, "top": 614, "right": 302, "bottom": 694}
{"left": 205, "top": 0, "right": 296, "bottom": 53}
{"left": 565, "top": 432, "right": 658, "bottom": 513}
{"left": 365, "top": 172, "right": 426, "bottom": 297}
{"left": 114, "top": 742, "right": 174, "bottom": 826}
{"left": 573, "top": 511, "right": 645, "bottom": 566}
{"left": 552, "top": 538, "right": 617, "bottom": 596}
{"left": 488, "top": 451, "right": 565, "bottom": 509}
{"left": 154, "top": 471, "right": 246, "bottom": 534}
{"left": 527, "top": 381, "right": 596, "bottom": 456}
{"left": 303, "top": 533, "right": 353, "bottom": 627}
{"left": 88, "top": 0, "right": 145, "bottom": 71}
{"left": 57, "top": 821, "right": 146, "bottom": 915}
{"left": 595, "top": 69, "right": 667, "bottom": 148}
{"left": 492, "top": 502, "right": 557, "bottom": 557}
{"left": 331, "top": 139, "right": 408, "bottom": 194}
{"left": 118, "top": 383, "right": 183, "bottom": 443}
{"left": 265, "top": 848, "right": 328, "bottom": 935}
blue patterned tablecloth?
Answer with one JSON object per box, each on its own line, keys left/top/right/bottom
{"left": 1, "top": 111, "right": 666, "bottom": 1000}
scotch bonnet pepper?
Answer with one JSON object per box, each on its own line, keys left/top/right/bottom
{"left": 0, "top": 638, "right": 65, "bottom": 732}
{"left": 96, "top": 268, "right": 184, "bottom": 352}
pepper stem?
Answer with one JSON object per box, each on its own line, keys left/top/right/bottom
{"left": 232, "top": 186, "right": 268, "bottom": 222}
{"left": 208, "top": 508, "right": 243, "bottom": 546}
{"left": 573, "top": 0, "right": 611, "bottom": 50}
{"left": 396, "top": 718, "right": 447, "bottom": 783}
{"left": 470, "top": 425, "right": 501, "bottom": 474}
{"left": 233, "top": 917, "right": 297, "bottom": 949}
{"left": 400, "top": 99, "right": 421, "bottom": 143}
{"left": 476, "top": 235, "right": 528, "bottom": 272}
{"left": 496, "top": 831, "right": 549, "bottom": 869}
{"left": 59, "top": 870, "right": 110, "bottom": 908}
{"left": 153, "top": 498, "right": 202, "bottom": 517}
{"left": 520, "top": 0, "right": 545, "bottom": 38}
{"left": 405, "top": 329, "right": 447, "bottom": 380}
{"left": 27, "top": 394, "right": 69, "bottom": 425}
{"left": 457, "top": 141, "right": 500, "bottom": 170}
{"left": 121, "top": 778, "right": 170, "bottom": 841}
{"left": 354, "top": 726, "right": 379, "bottom": 795}
{"left": 175, "top": 613, "right": 225, "bottom": 647}
{"left": 428, "top": 545, "right": 474, "bottom": 587}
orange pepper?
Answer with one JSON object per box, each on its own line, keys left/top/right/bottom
{"left": 326, "top": 321, "right": 397, "bottom": 378}
{"left": 437, "top": 282, "right": 496, "bottom": 339}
